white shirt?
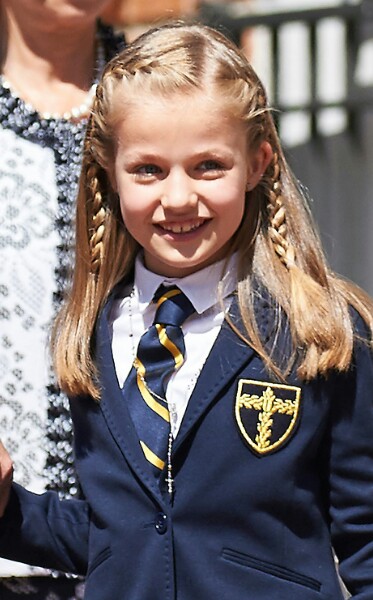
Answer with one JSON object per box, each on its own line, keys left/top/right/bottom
{"left": 110, "top": 253, "right": 237, "bottom": 436}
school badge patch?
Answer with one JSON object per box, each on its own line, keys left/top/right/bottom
{"left": 235, "top": 379, "right": 301, "bottom": 455}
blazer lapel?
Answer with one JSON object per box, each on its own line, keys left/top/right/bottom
{"left": 173, "top": 294, "right": 271, "bottom": 451}
{"left": 96, "top": 292, "right": 165, "bottom": 503}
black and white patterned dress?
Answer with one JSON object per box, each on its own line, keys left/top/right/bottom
{"left": 0, "top": 21, "right": 124, "bottom": 598}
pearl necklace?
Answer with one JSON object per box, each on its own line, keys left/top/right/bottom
{"left": 127, "top": 287, "right": 201, "bottom": 499}
{"left": 40, "top": 83, "right": 98, "bottom": 121}
{"left": 0, "top": 40, "right": 105, "bottom": 122}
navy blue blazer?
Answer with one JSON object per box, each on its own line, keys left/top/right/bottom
{"left": 1, "top": 291, "right": 373, "bottom": 599}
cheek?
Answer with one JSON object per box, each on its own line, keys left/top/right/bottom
{"left": 118, "top": 190, "right": 152, "bottom": 234}
{"left": 119, "top": 199, "right": 137, "bottom": 230}
{"left": 212, "top": 185, "right": 246, "bottom": 217}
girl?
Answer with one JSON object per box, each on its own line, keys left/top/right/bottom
{"left": 1, "top": 20, "right": 373, "bottom": 600}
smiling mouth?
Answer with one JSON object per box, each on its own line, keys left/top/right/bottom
{"left": 157, "top": 219, "right": 207, "bottom": 234}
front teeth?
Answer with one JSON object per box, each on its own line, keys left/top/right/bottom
{"left": 162, "top": 221, "right": 203, "bottom": 233}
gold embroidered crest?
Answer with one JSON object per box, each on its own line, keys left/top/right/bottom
{"left": 235, "top": 379, "right": 301, "bottom": 455}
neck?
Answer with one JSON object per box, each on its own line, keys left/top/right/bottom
{"left": 1, "top": 7, "right": 99, "bottom": 117}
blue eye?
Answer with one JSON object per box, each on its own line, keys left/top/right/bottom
{"left": 200, "top": 160, "right": 223, "bottom": 171}
{"left": 136, "top": 164, "right": 161, "bottom": 175}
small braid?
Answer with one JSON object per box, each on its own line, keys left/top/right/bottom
{"left": 267, "top": 152, "right": 295, "bottom": 269}
{"left": 105, "top": 59, "right": 155, "bottom": 84}
{"left": 108, "top": 62, "right": 128, "bottom": 80}
{"left": 87, "top": 164, "right": 106, "bottom": 275}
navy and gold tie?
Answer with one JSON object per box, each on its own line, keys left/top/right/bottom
{"left": 123, "top": 285, "right": 195, "bottom": 480}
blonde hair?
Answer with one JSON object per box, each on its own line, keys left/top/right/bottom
{"left": 52, "top": 21, "right": 373, "bottom": 399}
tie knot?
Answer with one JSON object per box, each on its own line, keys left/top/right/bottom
{"left": 153, "top": 285, "right": 195, "bottom": 327}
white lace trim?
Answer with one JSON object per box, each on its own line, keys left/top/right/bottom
{"left": 0, "top": 129, "right": 58, "bottom": 577}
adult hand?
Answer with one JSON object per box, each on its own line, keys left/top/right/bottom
{"left": 0, "top": 441, "right": 13, "bottom": 517}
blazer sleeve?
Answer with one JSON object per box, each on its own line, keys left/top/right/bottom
{"left": 329, "top": 316, "right": 373, "bottom": 598}
{"left": 0, "top": 483, "right": 89, "bottom": 575}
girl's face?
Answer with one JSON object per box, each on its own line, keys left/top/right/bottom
{"left": 112, "top": 91, "right": 272, "bottom": 278}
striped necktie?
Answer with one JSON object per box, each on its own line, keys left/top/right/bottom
{"left": 123, "top": 285, "right": 195, "bottom": 481}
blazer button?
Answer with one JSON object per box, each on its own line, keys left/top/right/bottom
{"left": 155, "top": 513, "right": 168, "bottom": 535}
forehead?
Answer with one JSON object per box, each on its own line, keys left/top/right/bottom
{"left": 111, "top": 89, "right": 250, "bottom": 162}
{"left": 111, "top": 86, "right": 243, "bottom": 134}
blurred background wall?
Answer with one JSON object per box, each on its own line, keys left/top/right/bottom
{"left": 101, "top": 0, "right": 373, "bottom": 297}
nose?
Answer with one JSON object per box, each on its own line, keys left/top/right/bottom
{"left": 160, "top": 169, "right": 198, "bottom": 211}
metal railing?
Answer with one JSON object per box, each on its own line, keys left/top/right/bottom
{"left": 199, "top": 1, "right": 373, "bottom": 138}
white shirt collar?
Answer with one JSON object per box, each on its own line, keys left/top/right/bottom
{"left": 134, "top": 253, "right": 237, "bottom": 315}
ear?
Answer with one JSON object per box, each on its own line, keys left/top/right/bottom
{"left": 246, "top": 141, "right": 273, "bottom": 191}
